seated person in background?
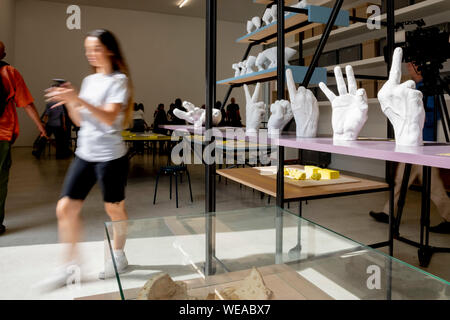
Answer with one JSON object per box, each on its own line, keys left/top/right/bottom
{"left": 370, "top": 62, "right": 450, "bottom": 234}
{"left": 131, "top": 102, "right": 147, "bottom": 132}
{"left": 226, "top": 97, "right": 242, "bottom": 127}
{"left": 171, "top": 98, "right": 186, "bottom": 125}
{"left": 215, "top": 101, "right": 227, "bottom": 126}
{"left": 153, "top": 103, "right": 168, "bottom": 134}
{"left": 167, "top": 103, "right": 176, "bottom": 123}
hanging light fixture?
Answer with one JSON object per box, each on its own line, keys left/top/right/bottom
{"left": 178, "top": 0, "right": 190, "bottom": 8}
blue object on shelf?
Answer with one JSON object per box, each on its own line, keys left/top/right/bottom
{"left": 307, "top": 5, "right": 349, "bottom": 27}
{"left": 217, "top": 65, "right": 327, "bottom": 85}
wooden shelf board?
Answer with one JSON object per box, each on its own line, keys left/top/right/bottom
{"left": 325, "top": 56, "right": 386, "bottom": 71}
{"left": 217, "top": 65, "right": 327, "bottom": 86}
{"left": 216, "top": 167, "right": 388, "bottom": 200}
{"left": 237, "top": 6, "right": 349, "bottom": 45}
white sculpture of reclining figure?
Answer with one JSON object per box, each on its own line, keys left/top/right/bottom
{"left": 255, "top": 47, "right": 297, "bottom": 71}
{"left": 286, "top": 68, "right": 319, "bottom": 137}
{"left": 268, "top": 100, "right": 293, "bottom": 135}
{"left": 244, "top": 83, "right": 266, "bottom": 134}
{"left": 378, "top": 47, "right": 425, "bottom": 146}
{"left": 247, "top": 17, "right": 262, "bottom": 34}
{"left": 173, "top": 101, "right": 222, "bottom": 128}
{"left": 319, "top": 65, "right": 368, "bottom": 141}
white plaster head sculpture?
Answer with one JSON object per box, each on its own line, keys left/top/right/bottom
{"left": 378, "top": 47, "right": 425, "bottom": 146}
{"left": 286, "top": 68, "right": 319, "bottom": 137}
{"left": 319, "top": 65, "right": 368, "bottom": 141}
{"left": 245, "top": 56, "right": 257, "bottom": 74}
{"left": 173, "top": 101, "right": 222, "bottom": 128}
{"left": 244, "top": 83, "right": 266, "bottom": 134}
{"left": 268, "top": 100, "right": 293, "bottom": 135}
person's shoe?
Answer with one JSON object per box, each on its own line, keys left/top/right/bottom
{"left": 429, "top": 221, "right": 450, "bottom": 234}
{"left": 369, "top": 211, "right": 389, "bottom": 224}
{"left": 33, "top": 260, "right": 80, "bottom": 292}
{"left": 0, "top": 225, "right": 5, "bottom": 236}
{"left": 98, "top": 251, "right": 128, "bottom": 280}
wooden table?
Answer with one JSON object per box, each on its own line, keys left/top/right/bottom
{"left": 217, "top": 166, "right": 389, "bottom": 202}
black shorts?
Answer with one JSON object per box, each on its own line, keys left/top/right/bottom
{"left": 61, "top": 155, "right": 129, "bottom": 203}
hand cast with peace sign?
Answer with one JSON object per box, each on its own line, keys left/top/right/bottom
{"left": 244, "top": 83, "right": 266, "bottom": 134}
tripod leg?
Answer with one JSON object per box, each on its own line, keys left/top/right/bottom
{"left": 394, "top": 163, "right": 412, "bottom": 236}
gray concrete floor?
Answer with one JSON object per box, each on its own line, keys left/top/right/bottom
{"left": 2, "top": 147, "right": 449, "bottom": 282}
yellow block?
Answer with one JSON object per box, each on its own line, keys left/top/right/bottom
{"left": 305, "top": 166, "right": 320, "bottom": 177}
{"left": 318, "top": 169, "right": 340, "bottom": 180}
{"left": 310, "top": 172, "right": 322, "bottom": 181}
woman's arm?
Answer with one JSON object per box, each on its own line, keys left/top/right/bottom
{"left": 45, "top": 82, "right": 123, "bottom": 127}
{"left": 77, "top": 98, "right": 122, "bottom": 126}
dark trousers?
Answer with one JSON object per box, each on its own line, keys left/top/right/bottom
{"left": 0, "top": 141, "right": 12, "bottom": 226}
{"left": 35, "top": 125, "right": 71, "bottom": 158}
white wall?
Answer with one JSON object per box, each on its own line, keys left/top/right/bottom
{"left": 13, "top": 0, "right": 255, "bottom": 146}
{"left": 0, "top": 0, "right": 16, "bottom": 64}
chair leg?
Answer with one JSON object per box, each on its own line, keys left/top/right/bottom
{"left": 186, "top": 169, "right": 193, "bottom": 203}
{"left": 153, "top": 171, "right": 161, "bottom": 204}
{"left": 175, "top": 173, "right": 179, "bottom": 208}
{"left": 169, "top": 174, "right": 172, "bottom": 200}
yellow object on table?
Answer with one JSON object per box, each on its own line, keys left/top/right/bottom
{"left": 318, "top": 169, "right": 340, "bottom": 180}
{"left": 305, "top": 166, "right": 320, "bottom": 178}
{"left": 310, "top": 172, "right": 322, "bottom": 181}
{"left": 284, "top": 168, "right": 306, "bottom": 180}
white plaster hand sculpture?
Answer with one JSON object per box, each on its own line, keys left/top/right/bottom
{"left": 244, "top": 83, "right": 266, "bottom": 134}
{"left": 247, "top": 17, "right": 262, "bottom": 34}
{"left": 263, "top": 5, "right": 277, "bottom": 26}
{"left": 268, "top": 100, "right": 293, "bottom": 135}
{"left": 245, "top": 56, "right": 257, "bottom": 74}
{"left": 173, "top": 101, "right": 222, "bottom": 128}
{"left": 232, "top": 63, "right": 240, "bottom": 77}
{"left": 319, "top": 65, "right": 368, "bottom": 141}
{"left": 291, "top": 0, "right": 310, "bottom": 9}
{"left": 256, "top": 47, "right": 297, "bottom": 71}
{"left": 378, "top": 47, "right": 425, "bottom": 146}
{"left": 286, "top": 68, "right": 319, "bottom": 137}
{"left": 239, "top": 61, "right": 247, "bottom": 76}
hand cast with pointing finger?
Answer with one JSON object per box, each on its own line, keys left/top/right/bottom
{"left": 378, "top": 47, "right": 425, "bottom": 146}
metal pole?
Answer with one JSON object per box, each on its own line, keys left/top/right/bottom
{"left": 276, "top": 0, "right": 286, "bottom": 209}
{"left": 302, "top": 0, "right": 344, "bottom": 87}
{"left": 205, "top": 0, "right": 217, "bottom": 276}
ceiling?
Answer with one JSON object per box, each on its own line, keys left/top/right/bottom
{"left": 39, "top": 0, "right": 266, "bottom": 23}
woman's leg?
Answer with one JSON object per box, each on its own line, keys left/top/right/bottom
{"left": 56, "top": 197, "right": 84, "bottom": 263}
{"left": 104, "top": 200, "right": 128, "bottom": 250}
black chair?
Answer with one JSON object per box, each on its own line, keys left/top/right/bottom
{"left": 153, "top": 165, "right": 193, "bottom": 208}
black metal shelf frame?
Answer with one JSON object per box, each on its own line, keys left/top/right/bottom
{"left": 203, "top": 0, "right": 445, "bottom": 283}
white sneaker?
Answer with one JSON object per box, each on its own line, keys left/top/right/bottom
{"left": 98, "top": 252, "right": 128, "bottom": 280}
{"left": 33, "top": 261, "right": 80, "bottom": 292}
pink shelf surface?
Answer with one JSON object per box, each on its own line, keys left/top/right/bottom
{"left": 160, "top": 125, "right": 450, "bottom": 169}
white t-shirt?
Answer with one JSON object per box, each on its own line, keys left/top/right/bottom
{"left": 133, "top": 109, "right": 145, "bottom": 120}
{"left": 76, "top": 72, "right": 129, "bottom": 162}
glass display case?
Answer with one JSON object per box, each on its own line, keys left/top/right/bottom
{"left": 104, "top": 206, "right": 449, "bottom": 300}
